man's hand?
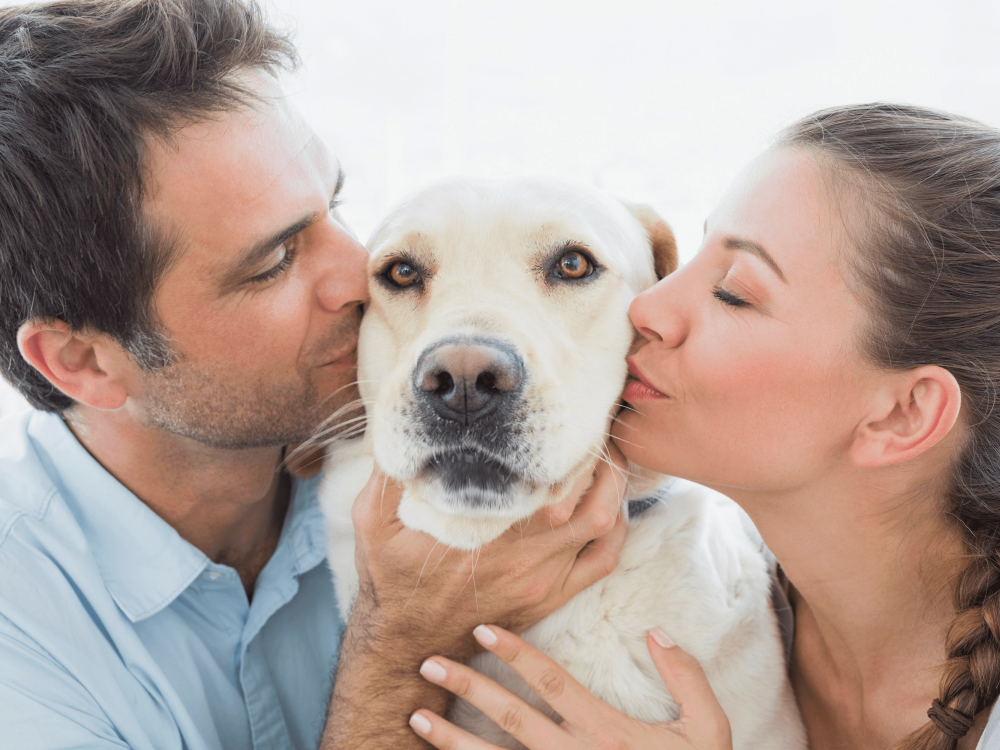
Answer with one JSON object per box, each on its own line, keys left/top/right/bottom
{"left": 321, "top": 444, "right": 629, "bottom": 749}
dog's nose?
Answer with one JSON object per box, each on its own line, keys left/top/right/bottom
{"left": 414, "top": 338, "right": 524, "bottom": 423}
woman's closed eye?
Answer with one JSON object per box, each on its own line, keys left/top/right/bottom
{"left": 713, "top": 285, "right": 750, "bottom": 308}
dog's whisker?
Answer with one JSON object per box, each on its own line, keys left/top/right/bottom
{"left": 318, "top": 380, "right": 375, "bottom": 408}
{"left": 602, "top": 432, "right": 644, "bottom": 450}
{"left": 380, "top": 473, "right": 389, "bottom": 520}
{"left": 403, "top": 540, "right": 440, "bottom": 614}
{"left": 598, "top": 441, "right": 624, "bottom": 501}
{"left": 466, "top": 549, "right": 481, "bottom": 619}
{"left": 583, "top": 448, "right": 643, "bottom": 482}
{"left": 609, "top": 415, "right": 638, "bottom": 431}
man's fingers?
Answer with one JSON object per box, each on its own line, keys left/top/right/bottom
{"left": 417, "top": 653, "right": 568, "bottom": 749}
{"left": 563, "top": 500, "right": 627, "bottom": 594}
{"left": 568, "top": 443, "right": 628, "bottom": 541}
{"left": 351, "top": 465, "right": 405, "bottom": 536}
{"left": 647, "top": 629, "right": 733, "bottom": 746}
{"left": 533, "top": 459, "right": 597, "bottom": 529}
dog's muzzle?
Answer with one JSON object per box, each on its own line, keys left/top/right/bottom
{"left": 412, "top": 336, "right": 527, "bottom": 505}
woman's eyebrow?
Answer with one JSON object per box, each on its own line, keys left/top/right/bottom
{"left": 723, "top": 236, "right": 788, "bottom": 283}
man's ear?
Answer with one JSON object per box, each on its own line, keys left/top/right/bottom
{"left": 17, "top": 319, "right": 130, "bottom": 410}
{"left": 850, "top": 365, "right": 962, "bottom": 469}
{"left": 623, "top": 202, "right": 678, "bottom": 280}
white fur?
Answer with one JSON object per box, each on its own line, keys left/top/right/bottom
{"left": 319, "top": 176, "right": 806, "bottom": 749}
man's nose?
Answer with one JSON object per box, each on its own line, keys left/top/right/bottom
{"left": 313, "top": 216, "right": 369, "bottom": 313}
{"left": 629, "top": 272, "right": 688, "bottom": 349}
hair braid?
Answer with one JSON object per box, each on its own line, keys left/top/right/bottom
{"left": 780, "top": 103, "right": 1000, "bottom": 749}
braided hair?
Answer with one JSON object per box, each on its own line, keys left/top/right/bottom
{"left": 780, "top": 103, "right": 1000, "bottom": 749}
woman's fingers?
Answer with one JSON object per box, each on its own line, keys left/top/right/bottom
{"left": 647, "top": 629, "right": 733, "bottom": 747}
{"left": 468, "top": 625, "right": 612, "bottom": 735}
{"left": 409, "top": 709, "right": 506, "bottom": 750}
{"left": 417, "top": 652, "right": 569, "bottom": 749}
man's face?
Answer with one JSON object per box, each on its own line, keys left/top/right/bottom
{"left": 134, "top": 75, "right": 368, "bottom": 449}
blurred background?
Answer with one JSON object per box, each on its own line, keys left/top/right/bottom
{"left": 2, "top": 0, "right": 1000, "bottom": 414}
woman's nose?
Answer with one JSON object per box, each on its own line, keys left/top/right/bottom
{"left": 629, "top": 273, "right": 688, "bottom": 349}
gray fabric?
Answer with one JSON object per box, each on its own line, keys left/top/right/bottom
{"left": 770, "top": 562, "right": 795, "bottom": 667}
{"left": 979, "top": 703, "right": 1000, "bottom": 749}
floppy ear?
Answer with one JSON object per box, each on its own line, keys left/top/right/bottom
{"left": 623, "top": 202, "right": 678, "bottom": 280}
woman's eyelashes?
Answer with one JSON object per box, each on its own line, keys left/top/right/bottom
{"left": 249, "top": 244, "right": 298, "bottom": 284}
{"left": 712, "top": 286, "right": 750, "bottom": 308}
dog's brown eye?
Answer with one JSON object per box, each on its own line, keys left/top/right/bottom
{"left": 389, "top": 261, "right": 419, "bottom": 287}
{"left": 558, "top": 251, "right": 591, "bottom": 279}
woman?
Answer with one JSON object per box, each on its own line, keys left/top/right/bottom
{"left": 405, "top": 103, "right": 1000, "bottom": 750}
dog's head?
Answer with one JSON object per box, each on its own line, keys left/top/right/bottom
{"left": 358, "top": 176, "right": 675, "bottom": 548}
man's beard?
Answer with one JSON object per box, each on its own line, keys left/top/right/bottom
{"left": 136, "top": 322, "right": 361, "bottom": 450}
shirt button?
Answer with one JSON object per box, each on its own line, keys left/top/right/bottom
{"left": 204, "top": 571, "right": 222, "bottom": 581}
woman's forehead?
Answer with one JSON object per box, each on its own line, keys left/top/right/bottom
{"left": 708, "top": 147, "right": 850, "bottom": 283}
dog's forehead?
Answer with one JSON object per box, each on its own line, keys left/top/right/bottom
{"left": 367, "top": 178, "right": 652, "bottom": 280}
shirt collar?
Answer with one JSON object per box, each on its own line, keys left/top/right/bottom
{"left": 26, "top": 411, "right": 326, "bottom": 622}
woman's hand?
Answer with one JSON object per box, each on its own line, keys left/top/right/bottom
{"left": 409, "top": 624, "right": 732, "bottom": 750}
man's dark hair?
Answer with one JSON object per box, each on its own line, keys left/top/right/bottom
{"left": 0, "top": 0, "right": 298, "bottom": 411}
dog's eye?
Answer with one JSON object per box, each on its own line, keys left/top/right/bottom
{"left": 388, "top": 261, "right": 420, "bottom": 287}
{"left": 558, "top": 251, "right": 592, "bottom": 279}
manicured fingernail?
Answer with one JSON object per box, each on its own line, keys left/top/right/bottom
{"left": 650, "top": 627, "right": 675, "bottom": 648}
{"left": 420, "top": 658, "right": 448, "bottom": 683}
{"left": 474, "top": 624, "right": 498, "bottom": 646}
{"left": 410, "top": 711, "right": 432, "bottom": 735}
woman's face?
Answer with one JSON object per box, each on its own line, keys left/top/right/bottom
{"left": 614, "top": 147, "right": 876, "bottom": 493}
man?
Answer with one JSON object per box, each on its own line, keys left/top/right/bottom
{"left": 0, "top": 1, "right": 628, "bottom": 748}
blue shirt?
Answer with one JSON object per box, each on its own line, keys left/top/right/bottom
{"left": 0, "top": 409, "right": 342, "bottom": 749}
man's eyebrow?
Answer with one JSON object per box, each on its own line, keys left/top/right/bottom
{"left": 223, "top": 167, "right": 347, "bottom": 285}
{"left": 723, "top": 237, "right": 788, "bottom": 283}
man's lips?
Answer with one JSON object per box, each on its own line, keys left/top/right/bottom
{"left": 624, "top": 358, "right": 668, "bottom": 401}
{"left": 321, "top": 344, "right": 359, "bottom": 369}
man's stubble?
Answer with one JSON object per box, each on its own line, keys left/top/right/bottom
{"left": 138, "top": 309, "right": 363, "bottom": 450}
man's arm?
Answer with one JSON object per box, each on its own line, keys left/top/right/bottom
{"left": 319, "top": 448, "right": 629, "bottom": 749}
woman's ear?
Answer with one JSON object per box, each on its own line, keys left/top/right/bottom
{"left": 17, "top": 319, "right": 130, "bottom": 410}
{"left": 850, "top": 365, "right": 962, "bottom": 469}
{"left": 623, "top": 202, "right": 678, "bottom": 280}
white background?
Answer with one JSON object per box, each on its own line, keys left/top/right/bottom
{"left": 2, "top": 0, "right": 1000, "bottom": 414}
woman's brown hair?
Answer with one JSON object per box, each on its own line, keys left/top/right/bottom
{"left": 780, "top": 103, "right": 1000, "bottom": 749}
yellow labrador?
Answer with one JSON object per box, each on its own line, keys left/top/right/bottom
{"left": 319, "top": 176, "right": 806, "bottom": 749}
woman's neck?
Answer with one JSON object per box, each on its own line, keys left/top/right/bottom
{"left": 733, "top": 466, "right": 969, "bottom": 748}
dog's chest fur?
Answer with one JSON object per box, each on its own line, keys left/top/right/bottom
{"left": 320, "top": 439, "right": 806, "bottom": 750}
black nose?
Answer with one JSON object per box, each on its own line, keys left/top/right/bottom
{"left": 413, "top": 337, "right": 524, "bottom": 423}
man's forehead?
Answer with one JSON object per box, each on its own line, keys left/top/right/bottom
{"left": 143, "top": 79, "right": 319, "bottom": 204}
{"left": 140, "top": 74, "right": 338, "bottom": 263}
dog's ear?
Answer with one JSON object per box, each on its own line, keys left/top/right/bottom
{"left": 623, "top": 202, "right": 678, "bottom": 280}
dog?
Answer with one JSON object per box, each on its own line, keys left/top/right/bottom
{"left": 318, "top": 176, "right": 807, "bottom": 749}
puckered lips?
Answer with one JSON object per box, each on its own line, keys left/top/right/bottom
{"left": 320, "top": 341, "right": 359, "bottom": 369}
{"left": 623, "top": 357, "right": 668, "bottom": 402}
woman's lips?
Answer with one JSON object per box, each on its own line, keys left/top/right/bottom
{"left": 624, "top": 358, "right": 668, "bottom": 401}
